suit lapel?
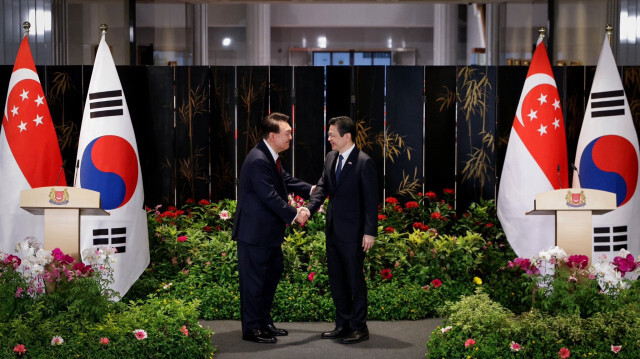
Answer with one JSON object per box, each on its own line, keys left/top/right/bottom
{"left": 334, "top": 148, "right": 359, "bottom": 191}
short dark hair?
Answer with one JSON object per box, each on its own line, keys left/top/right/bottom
{"left": 262, "top": 112, "right": 289, "bottom": 139}
{"left": 328, "top": 116, "right": 355, "bottom": 140}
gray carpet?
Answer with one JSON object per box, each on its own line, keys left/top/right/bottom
{"left": 200, "top": 319, "right": 443, "bottom": 359}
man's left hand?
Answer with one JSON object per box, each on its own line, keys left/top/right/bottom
{"left": 362, "top": 234, "right": 375, "bottom": 252}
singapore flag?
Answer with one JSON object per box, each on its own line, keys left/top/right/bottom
{"left": 497, "top": 39, "right": 568, "bottom": 259}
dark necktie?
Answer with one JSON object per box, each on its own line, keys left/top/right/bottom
{"left": 276, "top": 157, "right": 282, "bottom": 177}
{"left": 335, "top": 154, "right": 344, "bottom": 181}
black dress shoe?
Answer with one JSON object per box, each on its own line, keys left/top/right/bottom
{"left": 242, "top": 329, "right": 277, "bottom": 343}
{"left": 340, "top": 328, "right": 369, "bottom": 344}
{"left": 264, "top": 323, "right": 288, "bottom": 336}
{"left": 321, "top": 326, "right": 349, "bottom": 339}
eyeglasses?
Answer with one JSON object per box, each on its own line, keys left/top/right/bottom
{"left": 327, "top": 132, "right": 342, "bottom": 139}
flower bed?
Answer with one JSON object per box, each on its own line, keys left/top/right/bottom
{"left": 0, "top": 239, "right": 214, "bottom": 358}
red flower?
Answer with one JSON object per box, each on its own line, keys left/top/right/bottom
{"left": 378, "top": 214, "right": 387, "bottom": 220}
{"left": 558, "top": 347, "right": 570, "bottom": 358}
{"left": 167, "top": 206, "right": 178, "bottom": 211}
{"left": 424, "top": 191, "right": 436, "bottom": 200}
{"left": 198, "top": 199, "right": 210, "bottom": 206}
{"left": 155, "top": 218, "right": 163, "bottom": 223}
{"left": 385, "top": 197, "right": 398, "bottom": 204}
{"left": 431, "top": 278, "right": 442, "bottom": 288}
{"left": 180, "top": 325, "right": 189, "bottom": 337}
{"left": 484, "top": 223, "right": 494, "bottom": 228}
{"left": 204, "top": 226, "right": 212, "bottom": 232}
{"left": 13, "top": 344, "right": 26, "bottom": 355}
{"left": 430, "top": 212, "right": 442, "bottom": 220}
{"left": 443, "top": 188, "right": 455, "bottom": 195}
{"left": 464, "top": 338, "right": 475, "bottom": 348}
{"left": 99, "top": 337, "right": 110, "bottom": 345}
{"left": 412, "top": 222, "right": 423, "bottom": 229}
{"left": 185, "top": 198, "right": 195, "bottom": 204}
{"left": 385, "top": 227, "right": 395, "bottom": 233}
{"left": 177, "top": 236, "right": 188, "bottom": 242}
{"left": 405, "top": 201, "right": 419, "bottom": 209}
{"left": 308, "top": 272, "right": 317, "bottom": 281}
{"left": 381, "top": 269, "right": 392, "bottom": 280}
{"left": 394, "top": 205, "right": 403, "bottom": 213}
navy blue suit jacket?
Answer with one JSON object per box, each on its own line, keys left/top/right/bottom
{"left": 232, "top": 140, "right": 312, "bottom": 247}
{"left": 307, "top": 148, "right": 378, "bottom": 241}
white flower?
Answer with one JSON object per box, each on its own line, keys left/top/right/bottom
{"left": 219, "top": 210, "right": 230, "bottom": 221}
{"left": 440, "top": 326, "right": 452, "bottom": 333}
{"left": 51, "top": 335, "right": 64, "bottom": 346}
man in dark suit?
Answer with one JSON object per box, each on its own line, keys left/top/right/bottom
{"left": 232, "top": 112, "right": 312, "bottom": 343}
{"left": 306, "top": 116, "right": 378, "bottom": 344}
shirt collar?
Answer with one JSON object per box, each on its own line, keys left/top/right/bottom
{"left": 339, "top": 144, "right": 356, "bottom": 160}
{"left": 263, "top": 139, "right": 279, "bottom": 161}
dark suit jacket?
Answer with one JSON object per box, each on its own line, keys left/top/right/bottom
{"left": 232, "top": 140, "right": 312, "bottom": 247}
{"left": 307, "top": 148, "right": 378, "bottom": 241}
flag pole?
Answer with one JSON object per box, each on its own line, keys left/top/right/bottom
{"left": 22, "top": 21, "right": 30, "bottom": 39}
{"left": 606, "top": 24, "right": 613, "bottom": 46}
{"left": 100, "top": 23, "right": 108, "bottom": 41}
{"left": 536, "top": 27, "right": 546, "bottom": 47}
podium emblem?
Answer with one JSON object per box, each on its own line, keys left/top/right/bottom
{"left": 49, "top": 188, "right": 69, "bottom": 205}
{"left": 565, "top": 190, "right": 586, "bottom": 208}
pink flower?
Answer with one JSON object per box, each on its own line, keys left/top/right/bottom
{"left": 177, "top": 235, "right": 188, "bottom": 242}
{"left": 308, "top": 272, "right": 317, "bottom": 281}
{"left": 100, "top": 337, "right": 110, "bottom": 345}
{"left": 180, "top": 325, "right": 189, "bottom": 337}
{"left": 381, "top": 269, "right": 392, "bottom": 280}
{"left": 15, "top": 286, "right": 23, "bottom": 298}
{"left": 431, "top": 279, "right": 442, "bottom": 288}
{"left": 510, "top": 341, "right": 521, "bottom": 352}
{"left": 567, "top": 255, "right": 589, "bottom": 269}
{"left": 464, "top": 338, "right": 476, "bottom": 348}
{"left": 50, "top": 336, "right": 64, "bottom": 346}
{"left": 133, "top": 329, "right": 148, "bottom": 340}
{"left": 558, "top": 347, "right": 570, "bottom": 358}
{"left": 440, "top": 326, "right": 452, "bottom": 333}
{"left": 13, "top": 344, "right": 26, "bottom": 355}
{"left": 219, "top": 210, "right": 230, "bottom": 221}
{"left": 611, "top": 345, "right": 622, "bottom": 354}
{"left": 613, "top": 254, "right": 640, "bottom": 277}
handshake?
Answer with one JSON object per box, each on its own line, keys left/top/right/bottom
{"left": 295, "top": 207, "right": 311, "bottom": 225}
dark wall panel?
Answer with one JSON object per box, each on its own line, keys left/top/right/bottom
{"left": 269, "top": 66, "right": 294, "bottom": 168}
{"left": 354, "top": 66, "right": 385, "bottom": 200}
{"left": 43, "top": 65, "right": 84, "bottom": 186}
{"left": 386, "top": 66, "right": 424, "bottom": 201}
{"left": 456, "top": 66, "right": 497, "bottom": 211}
{"left": 236, "top": 66, "right": 268, "bottom": 171}
{"left": 293, "top": 66, "right": 325, "bottom": 184}
{"left": 425, "top": 66, "right": 457, "bottom": 194}
{"left": 175, "top": 67, "right": 211, "bottom": 203}
{"left": 326, "top": 66, "right": 352, "bottom": 121}
{"left": 211, "top": 66, "right": 236, "bottom": 201}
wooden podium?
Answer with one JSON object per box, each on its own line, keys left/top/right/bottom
{"left": 527, "top": 188, "right": 616, "bottom": 262}
{"left": 20, "top": 187, "right": 109, "bottom": 261}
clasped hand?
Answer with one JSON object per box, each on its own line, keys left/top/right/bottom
{"left": 295, "top": 207, "right": 310, "bottom": 225}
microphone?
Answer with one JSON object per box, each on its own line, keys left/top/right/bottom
{"left": 571, "top": 163, "right": 581, "bottom": 188}
{"left": 73, "top": 159, "right": 80, "bottom": 187}
{"left": 55, "top": 160, "right": 67, "bottom": 186}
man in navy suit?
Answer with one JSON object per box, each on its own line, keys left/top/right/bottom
{"left": 306, "top": 116, "right": 378, "bottom": 344}
{"left": 232, "top": 112, "right": 312, "bottom": 343}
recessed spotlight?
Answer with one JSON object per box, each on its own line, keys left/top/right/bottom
{"left": 222, "top": 37, "right": 231, "bottom": 46}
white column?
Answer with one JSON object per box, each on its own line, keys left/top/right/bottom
{"left": 246, "top": 3, "right": 270, "bottom": 65}
{"left": 433, "top": 3, "right": 458, "bottom": 65}
{"left": 194, "top": 4, "right": 208, "bottom": 65}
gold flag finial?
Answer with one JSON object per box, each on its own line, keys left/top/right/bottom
{"left": 606, "top": 24, "right": 613, "bottom": 44}
{"left": 100, "top": 24, "right": 108, "bottom": 36}
{"left": 22, "top": 22, "right": 30, "bottom": 37}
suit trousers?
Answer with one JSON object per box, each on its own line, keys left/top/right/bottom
{"left": 326, "top": 235, "right": 367, "bottom": 331}
{"left": 237, "top": 241, "right": 283, "bottom": 334}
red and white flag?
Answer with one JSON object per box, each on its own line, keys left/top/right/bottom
{"left": 0, "top": 36, "right": 66, "bottom": 252}
{"left": 497, "top": 40, "right": 568, "bottom": 259}
{"left": 572, "top": 36, "right": 640, "bottom": 259}
{"left": 75, "top": 33, "right": 149, "bottom": 298}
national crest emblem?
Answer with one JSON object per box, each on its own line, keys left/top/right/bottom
{"left": 49, "top": 188, "right": 70, "bottom": 205}
{"left": 565, "top": 190, "right": 586, "bottom": 208}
